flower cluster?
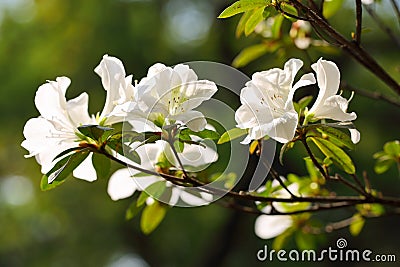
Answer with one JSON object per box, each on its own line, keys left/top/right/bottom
{"left": 22, "top": 55, "right": 360, "bottom": 235}
{"left": 235, "top": 58, "right": 359, "bottom": 144}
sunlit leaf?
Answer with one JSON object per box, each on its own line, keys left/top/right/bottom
{"left": 41, "top": 149, "right": 91, "bottom": 191}
{"left": 233, "top": 44, "right": 270, "bottom": 68}
{"left": 137, "top": 181, "right": 166, "bottom": 207}
{"left": 383, "top": 140, "right": 400, "bottom": 157}
{"left": 279, "top": 141, "right": 294, "bottom": 165}
{"left": 316, "top": 126, "right": 355, "bottom": 150}
{"left": 295, "top": 231, "right": 316, "bottom": 250}
{"left": 374, "top": 157, "right": 395, "bottom": 174}
{"left": 180, "top": 128, "right": 220, "bottom": 140}
{"left": 236, "top": 11, "right": 253, "bottom": 37}
{"left": 78, "top": 124, "right": 113, "bottom": 141}
{"left": 218, "top": 128, "right": 247, "bottom": 144}
{"left": 245, "top": 7, "right": 265, "bottom": 36}
{"left": 310, "top": 137, "right": 355, "bottom": 174}
{"left": 323, "top": 0, "right": 344, "bottom": 18}
{"left": 349, "top": 213, "right": 365, "bottom": 236}
{"left": 279, "top": 2, "right": 298, "bottom": 21}
{"left": 218, "top": 0, "right": 271, "bottom": 19}
{"left": 126, "top": 200, "right": 144, "bottom": 220}
{"left": 140, "top": 201, "right": 168, "bottom": 235}
{"left": 92, "top": 153, "right": 111, "bottom": 180}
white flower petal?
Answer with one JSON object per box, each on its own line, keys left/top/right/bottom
{"left": 107, "top": 168, "right": 138, "bottom": 201}
{"left": 349, "top": 128, "right": 361, "bottom": 144}
{"left": 34, "top": 77, "right": 71, "bottom": 125}
{"left": 66, "top": 92, "right": 92, "bottom": 125}
{"left": 255, "top": 214, "right": 293, "bottom": 239}
{"left": 95, "top": 54, "right": 129, "bottom": 118}
{"left": 174, "top": 110, "right": 207, "bottom": 132}
{"left": 72, "top": 153, "right": 97, "bottom": 182}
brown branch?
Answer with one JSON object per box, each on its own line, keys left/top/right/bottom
{"left": 389, "top": 0, "right": 400, "bottom": 25}
{"left": 290, "top": 0, "right": 400, "bottom": 95}
{"left": 341, "top": 81, "right": 400, "bottom": 108}
{"left": 364, "top": 3, "right": 400, "bottom": 48}
{"left": 355, "top": 0, "right": 362, "bottom": 44}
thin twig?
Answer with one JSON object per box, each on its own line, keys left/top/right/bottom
{"left": 355, "top": 0, "right": 362, "bottom": 44}
{"left": 364, "top": 3, "right": 400, "bottom": 48}
{"left": 290, "top": 0, "right": 400, "bottom": 95}
{"left": 389, "top": 0, "right": 400, "bottom": 25}
{"left": 341, "top": 81, "right": 400, "bottom": 108}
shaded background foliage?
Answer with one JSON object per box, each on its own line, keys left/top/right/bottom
{"left": 0, "top": 0, "right": 399, "bottom": 266}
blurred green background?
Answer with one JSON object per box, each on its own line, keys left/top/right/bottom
{"left": 0, "top": 0, "right": 399, "bottom": 266}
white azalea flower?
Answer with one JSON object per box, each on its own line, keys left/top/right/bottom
{"left": 254, "top": 180, "right": 301, "bottom": 239}
{"left": 94, "top": 54, "right": 136, "bottom": 124}
{"left": 306, "top": 58, "right": 360, "bottom": 143}
{"left": 134, "top": 63, "right": 218, "bottom": 132}
{"left": 21, "top": 55, "right": 134, "bottom": 182}
{"left": 235, "top": 58, "right": 316, "bottom": 144}
{"left": 107, "top": 140, "right": 217, "bottom": 206}
{"left": 255, "top": 206, "right": 293, "bottom": 239}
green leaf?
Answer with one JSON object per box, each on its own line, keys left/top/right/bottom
{"left": 279, "top": 2, "right": 298, "bottom": 21}
{"left": 316, "top": 126, "right": 355, "bottom": 150}
{"left": 218, "top": 0, "right": 271, "bottom": 19}
{"left": 374, "top": 158, "right": 395, "bottom": 174}
{"left": 106, "top": 134, "right": 142, "bottom": 164}
{"left": 137, "top": 181, "right": 166, "bottom": 207}
{"left": 78, "top": 124, "right": 113, "bottom": 140}
{"left": 233, "top": 44, "right": 269, "bottom": 68}
{"left": 271, "top": 14, "right": 284, "bottom": 39}
{"left": 41, "top": 149, "right": 90, "bottom": 191}
{"left": 295, "top": 231, "right": 316, "bottom": 250}
{"left": 181, "top": 128, "right": 220, "bottom": 140}
{"left": 310, "top": 137, "right": 355, "bottom": 174}
{"left": 349, "top": 213, "right": 365, "bottom": 236}
{"left": 174, "top": 139, "right": 184, "bottom": 153}
{"left": 218, "top": 128, "right": 247, "bottom": 144}
{"left": 52, "top": 146, "right": 85, "bottom": 162}
{"left": 323, "top": 0, "right": 344, "bottom": 18}
{"left": 245, "top": 7, "right": 265, "bottom": 36}
{"left": 236, "top": 11, "right": 253, "bottom": 37}
{"left": 383, "top": 140, "right": 400, "bottom": 157}
{"left": 40, "top": 174, "right": 65, "bottom": 191}
{"left": 279, "top": 141, "right": 294, "bottom": 165}
{"left": 92, "top": 153, "right": 111, "bottom": 180}
{"left": 140, "top": 201, "right": 168, "bottom": 235}
{"left": 126, "top": 200, "right": 144, "bottom": 220}
{"left": 304, "top": 157, "right": 321, "bottom": 179}
{"left": 294, "top": 95, "right": 313, "bottom": 113}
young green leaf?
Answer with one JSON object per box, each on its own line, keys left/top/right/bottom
{"left": 323, "top": 0, "right": 344, "bottom": 18}
{"left": 180, "top": 128, "right": 220, "bottom": 140}
{"left": 279, "top": 141, "right": 294, "bottom": 165}
{"left": 383, "top": 140, "right": 400, "bottom": 157}
{"left": 349, "top": 213, "right": 365, "bottom": 236}
{"left": 279, "top": 2, "right": 298, "bottom": 21}
{"left": 218, "top": 0, "right": 271, "bottom": 19}
{"left": 92, "top": 153, "right": 111, "bottom": 180}
{"left": 374, "top": 157, "right": 395, "bottom": 174}
{"left": 140, "top": 201, "right": 169, "bottom": 235}
{"left": 78, "top": 124, "right": 113, "bottom": 140}
{"left": 41, "top": 149, "right": 91, "bottom": 191}
{"left": 218, "top": 128, "right": 247, "bottom": 144}
{"left": 137, "top": 181, "right": 167, "bottom": 207}
{"left": 233, "top": 44, "right": 270, "bottom": 68}
{"left": 316, "top": 126, "right": 355, "bottom": 150}
{"left": 236, "top": 11, "right": 253, "bottom": 37}
{"left": 245, "top": 7, "right": 265, "bottom": 36}
{"left": 126, "top": 200, "right": 144, "bottom": 220}
{"left": 310, "top": 137, "right": 355, "bottom": 174}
